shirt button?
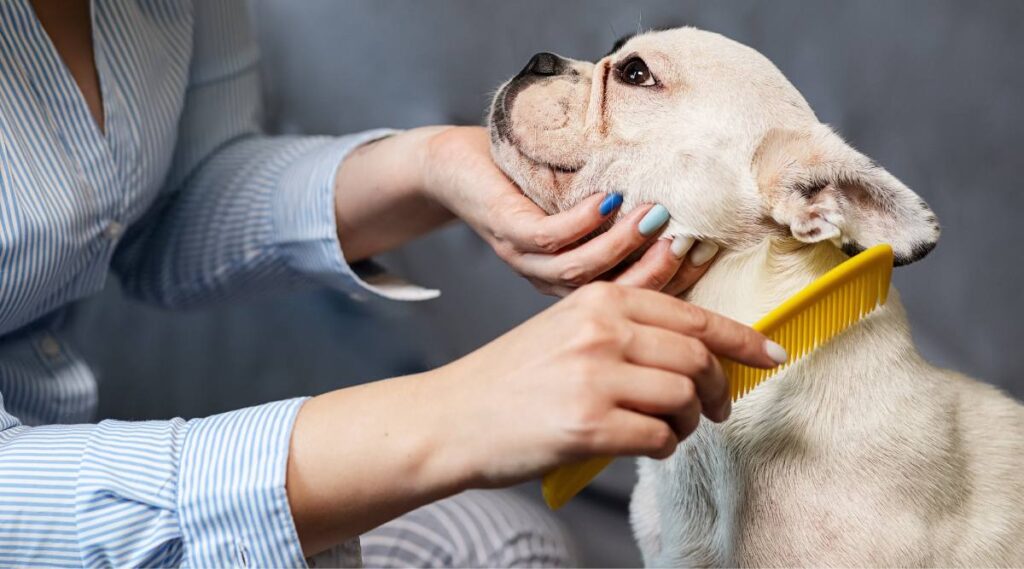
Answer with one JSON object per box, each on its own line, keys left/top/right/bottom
{"left": 103, "top": 221, "right": 124, "bottom": 240}
{"left": 39, "top": 335, "right": 61, "bottom": 359}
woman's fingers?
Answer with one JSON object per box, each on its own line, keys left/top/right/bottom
{"left": 516, "top": 205, "right": 665, "bottom": 287}
{"left": 589, "top": 409, "right": 684, "bottom": 459}
{"left": 613, "top": 286, "right": 787, "bottom": 369}
{"left": 604, "top": 366, "right": 697, "bottom": 414}
{"left": 662, "top": 241, "right": 719, "bottom": 296}
{"left": 612, "top": 237, "right": 687, "bottom": 291}
{"left": 494, "top": 192, "right": 620, "bottom": 255}
{"left": 622, "top": 325, "right": 732, "bottom": 422}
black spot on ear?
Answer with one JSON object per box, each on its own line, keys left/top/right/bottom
{"left": 841, "top": 242, "right": 866, "bottom": 259}
{"left": 843, "top": 240, "right": 937, "bottom": 266}
{"left": 893, "top": 240, "right": 937, "bottom": 267}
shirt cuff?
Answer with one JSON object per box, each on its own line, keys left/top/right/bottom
{"left": 177, "top": 397, "right": 309, "bottom": 568}
{"left": 271, "top": 128, "right": 441, "bottom": 302}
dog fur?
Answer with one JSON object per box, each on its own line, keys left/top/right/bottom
{"left": 487, "top": 27, "right": 1024, "bottom": 567}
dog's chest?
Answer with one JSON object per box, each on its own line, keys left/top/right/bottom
{"left": 729, "top": 453, "right": 929, "bottom": 567}
{"left": 640, "top": 372, "right": 937, "bottom": 567}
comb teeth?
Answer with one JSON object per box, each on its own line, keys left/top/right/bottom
{"left": 723, "top": 245, "right": 893, "bottom": 401}
{"left": 541, "top": 244, "right": 895, "bottom": 510}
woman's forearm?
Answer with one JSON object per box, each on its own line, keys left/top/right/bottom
{"left": 333, "top": 127, "right": 457, "bottom": 262}
{"left": 285, "top": 370, "right": 475, "bottom": 557}
{"left": 284, "top": 366, "right": 483, "bottom": 556}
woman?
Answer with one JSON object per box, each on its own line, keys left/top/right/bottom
{"left": 0, "top": 0, "right": 785, "bottom": 566}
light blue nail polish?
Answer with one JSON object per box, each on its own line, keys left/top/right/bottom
{"left": 638, "top": 204, "right": 670, "bottom": 236}
{"left": 598, "top": 193, "right": 623, "bottom": 216}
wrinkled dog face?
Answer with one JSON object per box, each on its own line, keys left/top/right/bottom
{"left": 489, "top": 27, "right": 939, "bottom": 265}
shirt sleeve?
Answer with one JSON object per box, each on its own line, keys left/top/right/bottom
{"left": 0, "top": 390, "right": 310, "bottom": 567}
{"left": 111, "top": 0, "right": 438, "bottom": 308}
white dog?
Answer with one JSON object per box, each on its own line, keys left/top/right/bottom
{"left": 487, "top": 27, "right": 1024, "bottom": 567}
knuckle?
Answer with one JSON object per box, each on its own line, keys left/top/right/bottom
{"left": 576, "top": 281, "right": 620, "bottom": 305}
{"left": 681, "top": 303, "right": 710, "bottom": 335}
{"left": 690, "top": 342, "right": 715, "bottom": 375}
{"left": 648, "top": 424, "right": 677, "bottom": 459}
{"left": 558, "top": 262, "right": 593, "bottom": 288}
{"left": 573, "top": 316, "right": 618, "bottom": 351}
{"left": 677, "top": 411, "right": 702, "bottom": 441}
{"left": 531, "top": 228, "right": 561, "bottom": 253}
{"left": 494, "top": 240, "right": 520, "bottom": 262}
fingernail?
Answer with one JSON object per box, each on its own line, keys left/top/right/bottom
{"left": 765, "top": 339, "right": 788, "bottom": 365}
{"left": 670, "top": 235, "right": 695, "bottom": 259}
{"left": 598, "top": 193, "right": 624, "bottom": 216}
{"left": 688, "top": 241, "right": 719, "bottom": 266}
{"left": 638, "top": 204, "right": 670, "bottom": 236}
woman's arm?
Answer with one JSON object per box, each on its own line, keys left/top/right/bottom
{"left": 0, "top": 378, "right": 309, "bottom": 567}
{"left": 286, "top": 283, "right": 786, "bottom": 556}
{"left": 330, "top": 127, "right": 455, "bottom": 262}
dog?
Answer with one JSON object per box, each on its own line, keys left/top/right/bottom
{"left": 487, "top": 27, "right": 1024, "bottom": 567}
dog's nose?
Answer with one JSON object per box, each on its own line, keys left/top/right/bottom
{"left": 521, "top": 52, "right": 562, "bottom": 77}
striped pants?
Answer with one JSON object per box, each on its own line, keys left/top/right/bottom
{"left": 311, "top": 489, "right": 580, "bottom": 568}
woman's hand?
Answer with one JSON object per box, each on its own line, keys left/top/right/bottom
{"left": 419, "top": 126, "right": 719, "bottom": 296}
{"left": 430, "top": 283, "right": 786, "bottom": 487}
{"left": 286, "top": 283, "right": 785, "bottom": 555}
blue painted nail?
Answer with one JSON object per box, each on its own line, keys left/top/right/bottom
{"left": 598, "top": 193, "right": 624, "bottom": 216}
{"left": 638, "top": 204, "right": 670, "bottom": 236}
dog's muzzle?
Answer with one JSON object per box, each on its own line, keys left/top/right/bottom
{"left": 491, "top": 52, "right": 573, "bottom": 142}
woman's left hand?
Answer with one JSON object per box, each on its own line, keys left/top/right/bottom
{"left": 418, "top": 126, "right": 717, "bottom": 296}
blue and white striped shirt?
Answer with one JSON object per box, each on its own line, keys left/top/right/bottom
{"left": 0, "top": 0, "right": 433, "bottom": 565}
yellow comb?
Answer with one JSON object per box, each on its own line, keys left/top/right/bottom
{"left": 541, "top": 243, "right": 895, "bottom": 510}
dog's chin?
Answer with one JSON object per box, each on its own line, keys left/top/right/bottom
{"left": 496, "top": 140, "right": 583, "bottom": 211}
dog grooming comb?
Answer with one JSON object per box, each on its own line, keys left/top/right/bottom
{"left": 541, "top": 243, "right": 895, "bottom": 510}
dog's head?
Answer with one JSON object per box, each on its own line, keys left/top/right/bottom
{"left": 488, "top": 27, "right": 939, "bottom": 265}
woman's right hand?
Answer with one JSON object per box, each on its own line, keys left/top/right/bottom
{"left": 286, "top": 282, "right": 786, "bottom": 556}
{"left": 432, "top": 282, "right": 787, "bottom": 489}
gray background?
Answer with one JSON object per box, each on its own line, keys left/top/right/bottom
{"left": 70, "top": 2, "right": 1023, "bottom": 566}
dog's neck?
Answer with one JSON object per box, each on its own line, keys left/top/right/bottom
{"left": 684, "top": 238, "right": 849, "bottom": 325}
{"left": 685, "top": 239, "right": 924, "bottom": 403}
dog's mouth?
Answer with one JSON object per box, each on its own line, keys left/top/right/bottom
{"left": 517, "top": 146, "right": 583, "bottom": 175}
{"left": 492, "top": 83, "right": 586, "bottom": 178}
{"left": 512, "top": 144, "right": 584, "bottom": 196}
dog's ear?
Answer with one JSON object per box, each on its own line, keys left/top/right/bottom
{"left": 754, "top": 126, "right": 940, "bottom": 266}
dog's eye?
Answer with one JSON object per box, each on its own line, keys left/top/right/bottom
{"left": 619, "top": 57, "right": 656, "bottom": 87}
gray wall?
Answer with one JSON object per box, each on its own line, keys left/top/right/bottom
{"left": 71, "top": 2, "right": 1023, "bottom": 566}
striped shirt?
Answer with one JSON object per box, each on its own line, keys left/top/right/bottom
{"left": 0, "top": 0, "right": 433, "bottom": 566}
